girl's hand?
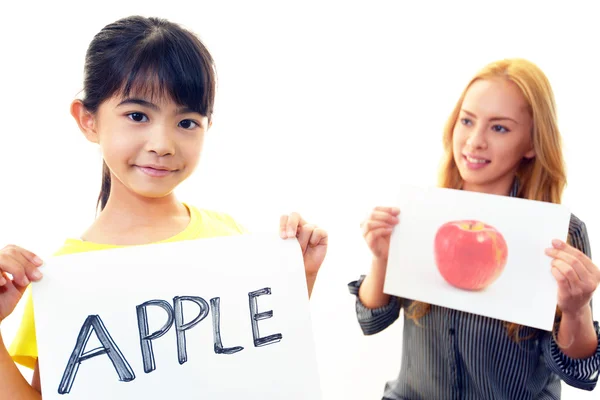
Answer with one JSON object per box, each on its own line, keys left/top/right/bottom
{"left": 280, "top": 212, "right": 328, "bottom": 277}
{"left": 361, "top": 206, "right": 400, "bottom": 261}
{"left": 546, "top": 239, "right": 600, "bottom": 317}
{"left": 0, "top": 245, "right": 44, "bottom": 322}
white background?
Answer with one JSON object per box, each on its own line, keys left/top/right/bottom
{"left": 0, "top": 1, "right": 598, "bottom": 399}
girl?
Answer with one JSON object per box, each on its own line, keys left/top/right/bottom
{"left": 350, "top": 58, "right": 600, "bottom": 399}
{"left": 0, "top": 16, "right": 328, "bottom": 397}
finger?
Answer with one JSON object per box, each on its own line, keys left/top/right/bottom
{"left": 5, "top": 248, "right": 43, "bottom": 282}
{"left": 373, "top": 206, "right": 400, "bottom": 215}
{"left": 0, "top": 245, "right": 43, "bottom": 284}
{"left": 279, "top": 215, "right": 289, "bottom": 238}
{"left": 285, "top": 212, "right": 307, "bottom": 238}
{"left": 365, "top": 227, "right": 393, "bottom": 246}
{"left": 0, "top": 253, "right": 30, "bottom": 286}
{"left": 308, "top": 227, "right": 328, "bottom": 247}
{"left": 0, "top": 271, "right": 28, "bottom": 296}
{"left": 551, "top": 266, "right": 572, "bottom": 296}
{"left": 0, "top": 271, "right": 6, "bottom": 286}
{"left": 552, "top": 259, "right": 583, "bottom": 284}
{"left": 369, "top": 210, "right": 400, "bottom": 224}
{"left": 547, "top": 248, "right": 590, "bottom": 283}
{"left": 286, "top": 213, "right": 299, "bottom": 238}
{"left": 550, "top": 240, "right": 595, "bottom": 274}
{"left": 3, "top": 245, "right": 43, "bottom": 267}
{"left": 296, "top": 224, "right": 315, "bottom": 253}
{"left": 362, "top": 220, "right": 396, "bottom": 236}
{"left": 551, "top": 260, "right": 587, "bottom": 298}
{"left": 361, "top": 210, "right": 399, "bottom": 231}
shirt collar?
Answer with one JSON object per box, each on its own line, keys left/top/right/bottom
{"left": 509, "top": 177, "right": 521, "bottom": 198}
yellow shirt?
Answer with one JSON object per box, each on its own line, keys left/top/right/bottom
{"left": 8, "top": 204, "right": 246, "bottom": 369}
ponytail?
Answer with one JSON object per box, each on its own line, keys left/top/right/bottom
{"left": 97, "top": 160, "right": 111, "bottom": 213}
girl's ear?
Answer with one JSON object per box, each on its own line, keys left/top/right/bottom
{"left": 71, "top": 100, "right": 99, "bottom": 143}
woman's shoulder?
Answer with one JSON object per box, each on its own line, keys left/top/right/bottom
{"left": 569, "top": 213, "right": 587, "bottom": 231}
{"left": 568, "top": 213, "right": 591, "bottom": 256}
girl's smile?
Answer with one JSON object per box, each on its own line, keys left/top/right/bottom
{"left": 135, "top": 164, "right": 178, "bottom": 178}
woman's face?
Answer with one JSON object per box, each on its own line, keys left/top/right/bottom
{"left": 453, "top": 77, "right": 535, "bottom": 195}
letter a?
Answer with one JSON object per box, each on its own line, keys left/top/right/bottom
{"left": 58, "top": 315, "right": 135, "bottom": 394}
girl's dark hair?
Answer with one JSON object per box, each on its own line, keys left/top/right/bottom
{"left": 80, "top": 16, "right": 216, "bottom": 212}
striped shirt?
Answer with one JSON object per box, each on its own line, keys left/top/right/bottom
{"left": 349, "top": 183, "right": 600, "bottom": 399}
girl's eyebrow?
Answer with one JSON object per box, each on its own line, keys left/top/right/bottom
{"left": 116, "top": 98, "right": 197, "bottom": 115}
{"left": 117, "top": 98, "right": 159, "bottom": 110}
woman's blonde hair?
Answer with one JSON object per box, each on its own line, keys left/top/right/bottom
{"left": 407, "top": 58, "right": 567, "bottom": 341}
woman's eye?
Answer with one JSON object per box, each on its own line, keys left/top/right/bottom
{"left": 492, "top": 125, "right": 509, "bottom": 133}
{"left": 460, "top": 118, "right": 472, "bottom": 126}
{"left": 179, "top": 119, "right": 198, "bottom": 129}
{"left": 127, "top": 112, "right": 148, "bottom": 122}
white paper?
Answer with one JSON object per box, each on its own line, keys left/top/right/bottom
{"left": 32, "top": 233, "right": 322, "bottom": 399}
{"left": 384, "top": 184, "right": 572, "bottom": 331}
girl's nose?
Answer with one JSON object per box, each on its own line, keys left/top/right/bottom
{"left": 146, "top": 125, "right": 176, "bottom": 156}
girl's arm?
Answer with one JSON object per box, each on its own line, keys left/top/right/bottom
{"left": 0, "top": 332, "right": 41, "bottom": 399}
{"left": 0, "top": 244, "right": 45, "bottom": 398}
{"left": 32, "top": 361, "right": 41, "bottom": 392}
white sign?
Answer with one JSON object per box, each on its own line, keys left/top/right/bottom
{"left": 32, "top": 233, "right": 322, "bottom": 399}
{"left": 384, "top": 184, "right": 572, "bottom": 331}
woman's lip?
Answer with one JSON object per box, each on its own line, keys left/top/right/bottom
{"left": 463, "top": 154, "right": 490, "bottom": 162}
{"left": 463, "top": 155, "right": 490, "bottom": 170}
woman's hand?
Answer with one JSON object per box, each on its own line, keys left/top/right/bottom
{"left": 546, "top": 239, "right": 600, "bottom": 317}
{"left": 361, "top": 206, "right": 400, "bottom": 261}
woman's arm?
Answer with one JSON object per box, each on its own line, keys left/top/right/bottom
{"left": 556, "top": 304, "right": 599, "bottom": 359}
{"left": 541, "top": 215, "right": 600, "bottom": 390}
{"left": 358, "top": 257, "right": 392, "bottom": 308}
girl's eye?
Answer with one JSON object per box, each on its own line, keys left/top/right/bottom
{"left": 492, "top": 125, "right": 509, "bottom": 133}
{"left": 127, "top": 112, "right": 148, "bottom": 122}
{"left": 460, "top": 118, "right": 472, "bottom": 126}
{"left": 179, "top": 119, "right": 199, "bottom": 129}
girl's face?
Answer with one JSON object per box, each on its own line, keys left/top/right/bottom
{"left": 78, "top": 93, "right": 209, "bottom": 201}
{"left": 452, "top": 77, "right": 535, "bottom": 195}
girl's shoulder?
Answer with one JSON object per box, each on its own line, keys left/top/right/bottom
{"left": 51, "top": 205, "right": 248, "bottom": 256}
{"left": 186, "top": 204, "right": 248, "bottom": 237}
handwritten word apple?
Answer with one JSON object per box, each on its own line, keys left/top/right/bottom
{"left": 57, "top": 288, "right": 282, "bottom": 394}
{"left": 434, "top": 220, "right": 508, "bottom": 291}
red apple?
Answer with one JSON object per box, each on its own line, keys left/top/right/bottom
{"left": 434, "top": 220, "right": 508, "bottom": 291}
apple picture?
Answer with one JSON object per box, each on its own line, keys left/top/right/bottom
{"left": 433, "top": 220, "right": 508, "bottom": 291}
